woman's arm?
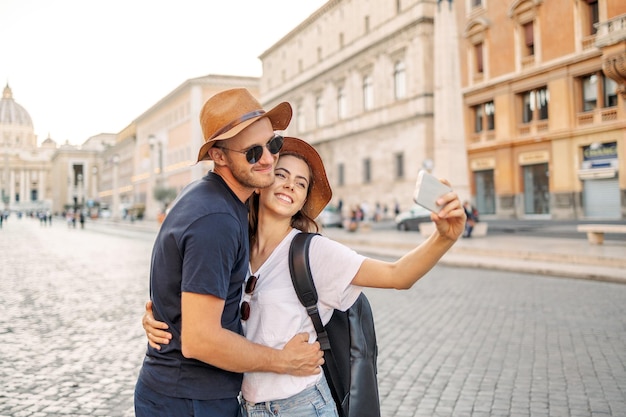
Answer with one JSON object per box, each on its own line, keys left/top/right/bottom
{"left": 351, "top": 182, "right": 465, "bottom": 289}
{"left": 143, "top": 300, "right": 172, "bottom": 350}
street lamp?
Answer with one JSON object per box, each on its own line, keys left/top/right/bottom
{"left": 147, "top": 135, "right": 164, "bottom": 220}
{"left": 112, "top": 154, "right": 120, "bottom": 221}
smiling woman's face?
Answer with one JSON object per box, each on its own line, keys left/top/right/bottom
{"left": 259, "top": 154, "right": 311, "bottom": 218}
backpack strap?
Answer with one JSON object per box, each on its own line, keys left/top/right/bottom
{"left": 289, "top": 232, "right": 346, "bottom": 417}
{"left": 288, "top": 232, "right": 330, "bottom": 350}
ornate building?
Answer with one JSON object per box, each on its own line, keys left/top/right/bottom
{"left": 7, "top": 1, "right": 624, "bottom": 222}
{"left": 0, "top": 83, "right": 115, "bottom": 216}
{"left": 259, "top": 0, "right": 439, "bottom": 216}
{"left": 259, "top": 0, "right": 625, "bottom": 220}
{"left": 458, "top": 0, "right": 626, "bottom": 219}
{"left": 100, "top": 74, "right": 258, "bottom": 220}
{"left": 0, "top": 84, "right": 54, "bottom": 213}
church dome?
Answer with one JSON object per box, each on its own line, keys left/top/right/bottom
{"left": 0, "top": 83, "right": 33, "bottom": 127}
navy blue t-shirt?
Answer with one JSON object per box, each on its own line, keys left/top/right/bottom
{"left": 138, "top": 172, "right": 249, "bottom": 400}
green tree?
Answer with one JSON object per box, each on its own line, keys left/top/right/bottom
{"left": 153, "top": 186, "right": 178, "bottom": 212}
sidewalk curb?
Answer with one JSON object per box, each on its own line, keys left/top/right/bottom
{"left": 89, "top": 220, "right": 626, "bottom": 285}
{"left": 322, "top": 229, "right": 626, "bottom": 285}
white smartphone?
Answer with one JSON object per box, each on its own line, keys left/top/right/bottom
{"left": 413, "top": 170, "right": 453, "bottom": 213}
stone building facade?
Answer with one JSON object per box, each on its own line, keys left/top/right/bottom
{"left": 100, "top": 74, "right": 258, "bottom": 220}
{"left": 457, "top": 0, "right": 626, "bottom": 219}
{"left": 260, "top": 0, "right": 626, "bottom": 220}
{"left": 260, "top": 0, "right": 438, "bottom": 218}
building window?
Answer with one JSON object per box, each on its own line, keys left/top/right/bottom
{"left": 472, "top": 0, "right": 483, "bottom": 7}
{"left": 475, "top": 42, "right": 484, "bottom": 74}
{"left": 581, "top": 73, "right": 618, "bottom": 111}
{"left": 339, "top": 33, "right": 344, "bottom": 49}
{"left": 474, "top": 104, "right": 484, "bottom": 133}
{"left": 394, "top": 61, "right": 407, "bottom": 99}
{"left": 521, "top": 88, "right": 548, "bottom": 123}
{"left": 604, "top": 76, "right": 618, "bottom": 108}
{"left": 473, "top": 101, "right": 495, "bottom": 132}
{"left": 315, "top": 95, "right": 324, "bottom": 127}
{"left": 396, "top": 0, "right": 401, "bottom": 13}
{"left": 537, "top": 88, "right": 548, "bottom": 120}
{"left": 485, "top": 101, "right": 495, "bottom": 130}
{"left": 338, "top": 163, "right": 345, "bottom": 186}
{"left": 317, "top": 47, "right": 322, "bottom": 62}
{"left": 363, "top": 158, "right": 371, "bottom": 184}
{"left": 365, "top": 16, "right": 370, "bottom": 33}
{"left": 296, "top": 102, "right": 305, "bottom": 133}
{"left": 523, "top": 22, "right": 534, "bottom": 56}
{"left": 587, "top": 0, "right": 599, "bottom": 35}
{"left": 522, "top": 92, "right": 533, "bottom": 122}
{"left": 337, "top": 86, "right": 347, "bottom": 120}
{"left": 395, "top": 153, "right": 404, "bottom": 179}
{"left": 582, "top": 75, "right": 598, "bottom": 112}
{"left": 363, "top": 75, "right": 374, "bottom": 111}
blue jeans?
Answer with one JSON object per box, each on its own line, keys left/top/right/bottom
{"left": 134, "top": 379, "right": 241, "bottom": 417}
{"left": 241, "top": 376, "right": 338, "bottom": 417}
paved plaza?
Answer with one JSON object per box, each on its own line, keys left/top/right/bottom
{"left": 1, "top": 218, "right": 625, "bottom": 416}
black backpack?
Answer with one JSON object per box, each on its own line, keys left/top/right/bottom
{"left": 288, "top": 232, "right": 381, "bottom": 417}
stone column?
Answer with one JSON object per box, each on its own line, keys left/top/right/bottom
{"left": 20, "top": 169, "right": 26, "bottom": 203}
{"left": 433, "top": 0, "right": 470, "bottom": 201}
{"left": 9, "top": 170, "right": 15, "bottom": 205}
{"left": 38, "top": 170, "right": 46, "bottom": 204}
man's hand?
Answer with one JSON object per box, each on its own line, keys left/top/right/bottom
{"left": 142, "top": 300, "right": 172, "bottom": 350}
{"left": 280, "top": 332, "right": 325, "bottom": 376}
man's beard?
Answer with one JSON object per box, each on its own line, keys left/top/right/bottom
{"left": 228, "top": 156, "right": 276, "bottom": 190}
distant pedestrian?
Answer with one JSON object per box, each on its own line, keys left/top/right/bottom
{"left": 79, "top": 212, "right": 85, "bottom": 229}
{"left": 463, "top": 201, "right": 478, "bottom": 238}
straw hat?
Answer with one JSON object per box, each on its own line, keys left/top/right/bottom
{"left": 280, "top": 137, "right": 332, "bottom": 219}
{"left": 197, "top": 88, "right": 292, "bottom": 162}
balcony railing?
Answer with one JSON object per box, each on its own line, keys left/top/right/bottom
{"left": 582, "top": 35, "right": 596, "bottom": 50}
{"left": 517, "top": 119, "right": 547, "bottom": 136}
{"left": 576, "top": 107, "right": 619, "bottom": 126}
{"left": 595, "top": 14, "right": 626, "bottom": 48}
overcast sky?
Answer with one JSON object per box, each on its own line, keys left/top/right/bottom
{"left": 0, "top": 0, "right": 326, "bottom": 145}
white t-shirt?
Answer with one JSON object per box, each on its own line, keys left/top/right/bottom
{"left": 241, "top": 229, "right": 365, "bottom": 403}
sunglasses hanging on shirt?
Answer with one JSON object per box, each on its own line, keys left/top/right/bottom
{"left": 240, "top": 274, "right": 258, "bottom": 321}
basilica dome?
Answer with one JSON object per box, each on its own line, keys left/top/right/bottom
{"left": 0, "top": 83, "right": 33, "bottom": 127}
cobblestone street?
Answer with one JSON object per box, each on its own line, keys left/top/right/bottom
{"left": 1, "top": 219, "right": 152, "bottom": 417}
{"left": 1, "top": 218, "right": 625, "bottom": 416}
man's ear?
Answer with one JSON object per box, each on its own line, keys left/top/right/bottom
{"left": 208, "top": 146, "right": 226, "bottom": 166}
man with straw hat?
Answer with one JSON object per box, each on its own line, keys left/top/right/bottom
{"left": 135, "top": 88, "right": 324, "bottom": 417}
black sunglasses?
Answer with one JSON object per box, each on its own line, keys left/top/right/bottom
{"left": 217, "top": 134, "right": 284, "bottom": 164}
{"left": 240, "top": 274, "right": 258, "bottom": 321}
